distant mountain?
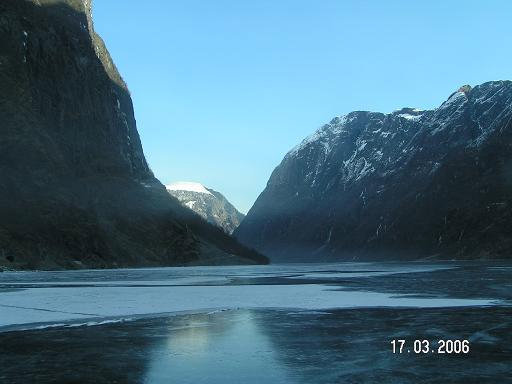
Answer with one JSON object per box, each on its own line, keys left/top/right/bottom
{"left": 235, "top": 81, "right": 512, "bottom": 262}
{"left": 166, "top": 182, "right": 245, "bottom": 234}
{"left": 0, "top": 0, "right": 267, "bottom": 269}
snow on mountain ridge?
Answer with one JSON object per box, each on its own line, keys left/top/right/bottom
{"left": 285, "top": 86, "right": 486, "bottom": 161}
{"left": 235, "top": 80, "right": 512, "bottom": 262}
{"left": 287, "top": 108, "right": 427, "bottom": 160}
{"left": 398, "top": 113, "right": 423, "bottom": 121}
{"left": 166, "top": 181, "right": 213, "bottom": 195}
{"left": 287, "top": 115, "right": 352, "bottom": 158}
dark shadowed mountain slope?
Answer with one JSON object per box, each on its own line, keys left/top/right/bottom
{"left": 166, "top": 182, "right": 245, "bottom": 235}
{"left": 235, "top": 82, "right": 512, "bottom": 262}
{"left": 0, "top": 0, "right": 267, "bottom": 269}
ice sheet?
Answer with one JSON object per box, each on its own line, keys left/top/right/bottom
{"left": 0, "top": 284, "right": 495, "bottom": 329}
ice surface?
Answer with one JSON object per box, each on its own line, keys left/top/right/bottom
{"left": 2, "top": 306, "right": 511, "bottom": 383}
{"left": 0, "top": 263, "right": 505, "bottom": 330}
{"left": 0, "top": 284, "right": 495, "bottom": 329}
{"left": 2, "top": 276, "right": 231, "bottom": 287}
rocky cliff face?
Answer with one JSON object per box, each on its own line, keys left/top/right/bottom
{"left": 166, "top": 182, "right": 245, "bottom": 234}
{"left": 0, "top": 0, "right": 267, "bottom": 269}
{"left": 235, "top": 81, "right": 512, "bottom": 262}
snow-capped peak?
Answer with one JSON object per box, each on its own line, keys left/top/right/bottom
{"left": 166, "top": 181, "right": 212, "bottom": 195}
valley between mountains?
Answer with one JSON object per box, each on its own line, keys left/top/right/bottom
{"left": 1, "top": 0, "right": 511, "bottom": 270}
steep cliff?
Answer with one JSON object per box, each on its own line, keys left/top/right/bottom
{"left": 0, "top": 0, "right": 267, "bottom": 269}
{"left": 235, "top": 81, "right": 512, "bottom": 262}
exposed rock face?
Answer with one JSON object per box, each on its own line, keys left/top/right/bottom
{"left": 0, "top": 0, "right": 267, "bottom": 269}
{"left": 235, "top": 81, "right": 512, "bottom": 262}
{"left": 166, "top": 182, "right": 245, "bottom": 234}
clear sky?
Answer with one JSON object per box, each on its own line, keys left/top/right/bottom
{"left": 93, "top": 1, "right": 511, "bottom": 213}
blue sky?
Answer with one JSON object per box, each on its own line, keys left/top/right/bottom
{"left": 93, "top": 1, "right": 511, "bottom": 213}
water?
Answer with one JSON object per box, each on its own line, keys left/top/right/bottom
{"left": 0, "top": 262, "right": 511, "bottom": 383}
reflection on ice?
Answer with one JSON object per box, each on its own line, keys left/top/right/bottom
{"left": 145, "top": 312, "right": 290, "bottom": 384}
{"left": 2, "top": 307, "right": 511, "bottom": 384}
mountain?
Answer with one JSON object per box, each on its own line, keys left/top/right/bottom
{"left": 0, "top": 0, "right": 267, "bottom": 270}
{"left": 166, "top": 182, "right": 245, "bottom": 234}
{"left": 235, "top": 81, "right": 512, "bottom": 262}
